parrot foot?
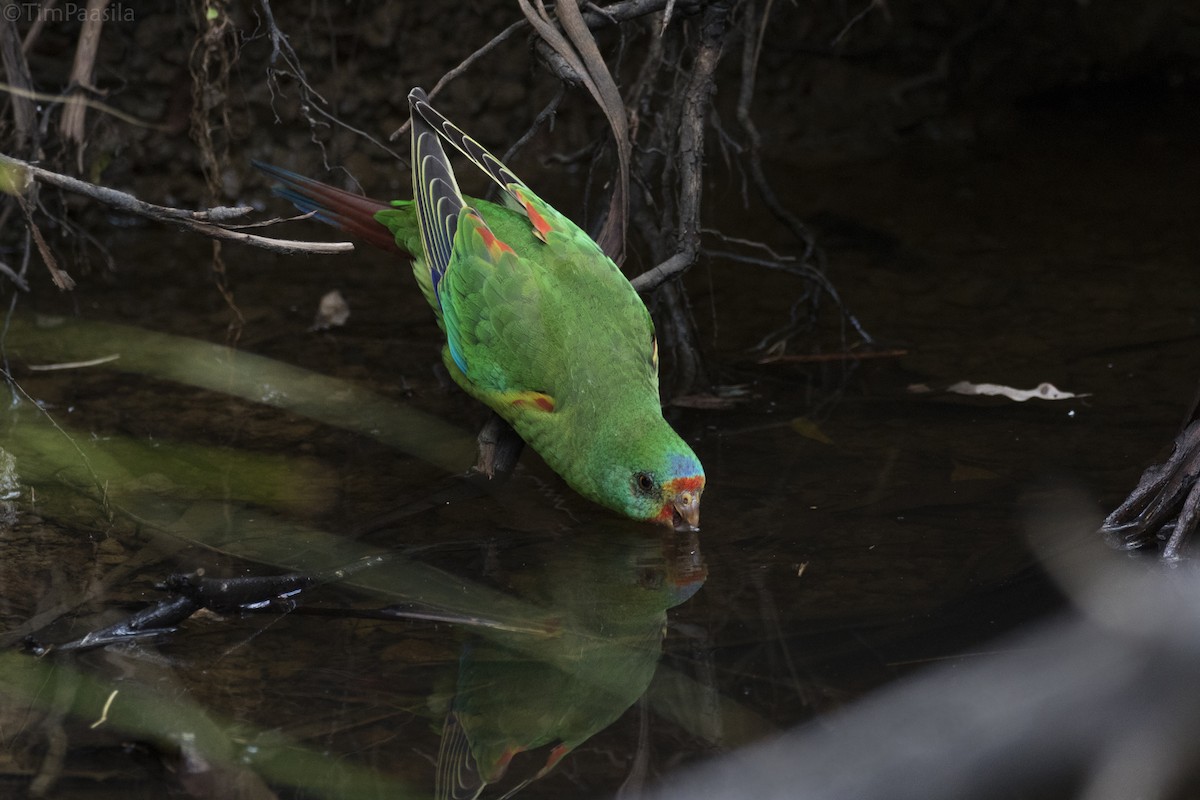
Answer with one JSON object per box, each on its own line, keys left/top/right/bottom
{"left": 473, "top": 413, "right": 524, "bottom": 481}
{"left": 1100, "top": 420, "right": 1200, "bottom": 561}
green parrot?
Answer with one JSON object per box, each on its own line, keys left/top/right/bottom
{"left": 255, "top": 88, "right": 705, "bottom": 527}
{"left": 431, "top": 526, "right": 707, "bottom": 799}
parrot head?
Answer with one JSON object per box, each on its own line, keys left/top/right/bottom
{"left": 593, "top": 424, "right": 705, "bottom": 530}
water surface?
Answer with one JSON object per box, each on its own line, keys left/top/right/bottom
{"left": 1, "top": 89, "right": 1198, "bottom": 798}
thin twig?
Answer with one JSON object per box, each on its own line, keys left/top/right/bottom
{"left": 832, "top": 0, "right": 887, "bottom": 47}
{"left": 20, "top": 0, "right": 56, "bottom": 54}
{"left": 17, "top": 194, "right": 74, "bottom": 289}
{"left": 0, "top": 81, "right": 166, "bottom": 130}
{"left": 706, "top": 247, "right": 876, "bottom": 347}
{"left": 757, "top": 348, "right": 908, "bottom": 364}
{"left": 700, "top": 227, "right": 796, "bottom": 261}
{"left": 27, "top": 355, "right": 121, "bottom": 371}
{"left": 583, "top": 0, "right": 705, "bottom": 26}
{"left": 388, "top": 19, "right": 529, "bottom": 142}
{"left": 257, "top": 0, "right": 404, "bottom": 164}
{"left": 500, "top": 85, "right": 567, "bottom": 166}
{"left": 735, "top": 0, "right": 820, "bottom": 266}
{"left": 0, "top": 259, "right": 28, "bottom": 291}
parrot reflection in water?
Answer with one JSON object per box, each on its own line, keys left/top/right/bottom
{"left": 429, "top": 527, "right": 706, "bottom": 800}
{"left": 256, "top": 88, "right": 704, "bottom": 528}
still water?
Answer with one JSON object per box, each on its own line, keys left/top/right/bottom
{"left": 1, "top": 89, "right": 1198, "bottom": 798}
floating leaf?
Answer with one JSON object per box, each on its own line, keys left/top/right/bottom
{"left": 951, "top": 462, "right": 1001, "bottom": 481}
{"left": 913, "top": 380, "right": 1089, "bottom": 403}
{"left": 791, "top": 417, "right": 834, "bottom": 445}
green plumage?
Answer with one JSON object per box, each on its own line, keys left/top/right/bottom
{"left": 374, "top": 196, "right": 667, "bottom": 501}
{"left": 432, "top": 527, "right": 708, "bottom": 799}
{"left": 258, "top": 88, "right": 705, "bottom": 525}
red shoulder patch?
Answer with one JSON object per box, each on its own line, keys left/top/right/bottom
{"left": 513, "top": 187, "right": 553, "bottom": 242}
{"left": 510, "top": 391, "right": 555, "bottom": 413}
{"left": 467, "top": 209, "right": 515, "bottom": 258}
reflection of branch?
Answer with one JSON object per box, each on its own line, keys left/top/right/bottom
{"left": 1, "top": 154, "right": 353, "bottom": 256}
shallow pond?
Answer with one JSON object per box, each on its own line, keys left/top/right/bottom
{"left": 1, "top": 86, "right": 1198, "bottom": 798}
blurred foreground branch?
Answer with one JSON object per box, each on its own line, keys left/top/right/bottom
{"left": 650, "top": 499, "right": 1200, "bottom": 800}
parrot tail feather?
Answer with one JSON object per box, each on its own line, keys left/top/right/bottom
{"left": 409, "top": 87, "right": 523, "bottom": 197}
{"left": 435, "top": 710, "right": 487, "bottom": 800}
{"left": 252, "top": 160, "right": 401, "bottom": 254}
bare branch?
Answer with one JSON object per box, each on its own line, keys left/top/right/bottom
{"left": 549, "top": 0, "right": 632, "bottom": 264}
{"left": 630, "top": 1, "right": 730, "bottom": 292}
{"left": 61, "top": 0, "right": 110, "bottom": 170}
{"left": 20, "top": 0, "right": 55, "bottom": 54}
{"left": 16, "top": 194, "right": 74, "bottom": 290}
{"left": 832, "top": 0, "right": 889, "bottom": 47}
{"left": 0, "top": 3, "right": 37, "bottom": 152}
{"left": 0, "top": 154, "right": 354, "bottom": 256}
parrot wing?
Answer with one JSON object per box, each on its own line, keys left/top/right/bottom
{"left": 409, "top": 89, "right": 563, "bottom": 413}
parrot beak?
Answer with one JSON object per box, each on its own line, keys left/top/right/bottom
{"left": 671, "top": 490, "right": 701, "bottom": 531}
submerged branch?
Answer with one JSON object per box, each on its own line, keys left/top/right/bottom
{"left": 0, "top": 154, "right": 353, "bottom": 256}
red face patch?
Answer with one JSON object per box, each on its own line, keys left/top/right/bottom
{"left": 666, "top": 475, "right": 704, "bottom": 494}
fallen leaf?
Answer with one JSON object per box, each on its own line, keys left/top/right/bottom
{"left": 942, "top": 380, "right": 1088, "bottom": 402}
{"left": 312, "top": 289, "right": 350, "bottom": 330}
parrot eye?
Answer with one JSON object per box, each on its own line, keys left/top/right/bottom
{"left": 633, "top": 472, "right": 657, "bottom": 495}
